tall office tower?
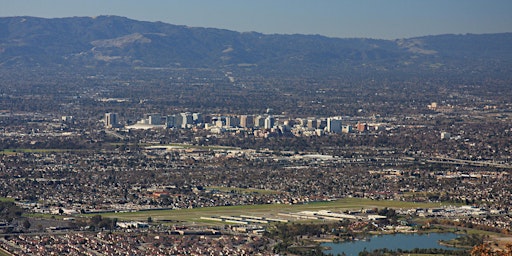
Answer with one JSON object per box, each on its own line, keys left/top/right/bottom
{"left": 224, "top": 116, "right": 232, "bottom": 127}
{"left": 264, "top": 116, "right": 275, "bottom": 129}
{"left": 180, "top": 112, "right": 193, "bottom": 128}
{"left": 215, "top": 119, "right": 224, "bottom": 127}
{"left": 342, "top": 125, "right": 353, "bottom": 133}
{"left": 148, "top": 114, "right": 162, "bottom": 125}
{"left": 203, "top": 115, "right": 213, "bottom": 124}
{"left": 239, "top": 115, "right": 247, "bottom": 127}
{"left": 192, "top": 113, "right": 203, "bottom": 124}
{"left": 327, "top": 117, "right": 342, "bottom": 134}
{"left": 307, "top": 118, "right": 317, "bottom": 129}
{"left": 211, "top": 116, "right": 223, "bottom": 127}
{"left": 175, "top": 115, "right": 184, "bottom": 128}
{"left": 165, "top": 115, "right": 176, "bottom": 128}
{"left": 254, "top": 115, "right": 265, "bottom": 128}
{"left": 239, "top": 115, "right": 254, "bottom": 128}
{"left": 283, "top": 119, "right": 295, "bottom": 127}
{"left": 318, "top": 118, "right": 327, "bottom": 129}
{"left": 225, "top": 116, "right": 239, "bottom": 127}
{"left": 298, "top": 118, "right": 308, "bottom": 127}
{"left": 441, "top": 132, "right": 451, "bottom": 140}
{"left": 105, "top": 112, "right": 118, "bottom": 128}
{"left": 61, "top": 116, "right": 74, "bottom": 123}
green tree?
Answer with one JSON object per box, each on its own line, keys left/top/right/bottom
{"left": 22, "top": 219, "right": 31, "bottom": 230}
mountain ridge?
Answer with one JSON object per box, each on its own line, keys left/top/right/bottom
{"left": 1, "top": 15, "right": 511, "bottom": 75}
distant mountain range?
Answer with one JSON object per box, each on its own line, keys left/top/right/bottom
{"left": 1, "top": 16, "right": 511, "bottom": 75}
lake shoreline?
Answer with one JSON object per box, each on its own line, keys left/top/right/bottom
{"left": 322, "top": 232, "right": 462, "bottom": 255}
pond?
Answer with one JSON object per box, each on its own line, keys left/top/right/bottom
{"left": 322, "top": 232, "right": 461, "bottom": 256}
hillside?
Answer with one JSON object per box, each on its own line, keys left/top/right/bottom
{"left": 0, "top": 16, "right": 511, "bottom": 75}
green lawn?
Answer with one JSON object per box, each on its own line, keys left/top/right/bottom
{"left": 0, "top": 148, "right": 83, "bottom": 154}
{"left": 206, "top": 186, "right": 282, "bottom": 195}
{"left": 164, "top": 143, "right": 237, "bottom": 150}
{"left": 0, "top": 248, "right": 13, "bottom": 256}
{"left": 111, "top": 142, "right": 238, "bottom": 151}
{"left": 99, "top": 198, "right": 449, "bottom": 224}
{"left": 404, "top": 254, "right": 441, "bottom": 256}
{"left": 0, "top": 197, "right": 15, "bottom": 202}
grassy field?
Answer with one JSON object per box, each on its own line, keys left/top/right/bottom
{"left": 0, "top": 248, "right": 13, "bottom": 256}
{"left": 206, "top": 186, "right": 282, "bottom": 195}
{"left": 99, "top": 198, "right": 449, "bottom": 224}
{"left": 110, "top": 142, "right": 237, "bottom": 151}
{"left": 159, "top": 143, "right": 237, "bottom": 150}
{"left": 404, "top": 254, "right": 440, "bottom": 256}
{"left": 0, "top": 143, "right": 236, "bottom": 156}
{"left": 0, "top": 197, "right": 15, "bottom": 203}
{"left": 0, "top": 148, "right": 83, "bottom": 154}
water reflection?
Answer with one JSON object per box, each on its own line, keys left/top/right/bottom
{"left": 323, "top": 233, "right": 460, "bottom": 256}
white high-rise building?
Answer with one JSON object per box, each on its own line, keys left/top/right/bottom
{"left": 225, "top": 116, "right": 239, "bottom": 127}
{"left": 193, "top": 113, "right": 203, "bottom": 124}
{"left": 240, "top": 115, "right": 254, "bottom": 128}
{"left": 342, "top": 125, "right": 353, "bottom": 133}
{"left": 165, "top": 115, "right": 176, "bottom": 128}
{"left": 307, "top": 118, "right": 317, "bottom": 129}
{"left": 327, "top": 117, "right": 342, "bottom": 134}
{"left": 264, "top": 116, "right": 275, "bottom": 129}
{"left": 148, "top": 114, "right": 162, "bottom": 125}
{"left": 105, "top": 112, "right": 118, "bottom": 128}
{"left": 254, "top": 115, "right": 265, "bottom": 128}
{"left": 61, "top": 116, "right": 74, "bottom": 123}
{"left": 441, "top": 132, "right": 451, "bottom": 140}
{"left": 180, "top": 112, "right": 193, "bottom": 128}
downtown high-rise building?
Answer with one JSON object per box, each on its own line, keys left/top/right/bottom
{"left": 148, "top": 114, "right": 162, "bottom": 125}
{"left": 264, "top": 116, "right": 275, "bottom": 129}
{"left": 105, "top": 112, "right": 118, "bottom": 128}
{"left": 192, "top": 113, "right": 203, "bottom": 124}
{"left": 254, "top": 115, "right": 265, "bottom": 128}
{"left": 225, "top": 116, "right": 239, "bottom": 128}
{"left": 326, "top": 117, "right": 342, "bottom": 134}
{"left": 307, "top": 118, "right": 317, "bottom": 129}
{"left": 239, "top": 115, "right": 254, "bottom": 128}
{"left": 180, "top": 112, "right": 193, "bottom": 128}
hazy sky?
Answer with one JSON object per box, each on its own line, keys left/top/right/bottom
{"left": 1, "top": 0, "right": 511, "bottom": 39}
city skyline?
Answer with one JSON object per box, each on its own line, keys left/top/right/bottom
{"left": 1, "top": 0, "right": 511, "bottom": 39}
